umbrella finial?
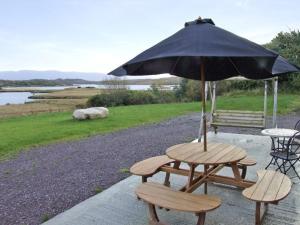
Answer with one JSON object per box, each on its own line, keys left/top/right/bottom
{"left": 185, "top": 17, "right": 215, "bottom": 27}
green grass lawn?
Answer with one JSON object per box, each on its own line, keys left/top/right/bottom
{"left": 215, "top": 94, "right": 300, "bottom": 115}
{"left": 0, "top": 102, "right": 199, "bottom": 160}
{"left": 1, "top": 94, "right": 300, "bottom": 160}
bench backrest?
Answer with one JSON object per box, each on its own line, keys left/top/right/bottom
{"left": 211, "top": 110, "right": 265, "bottom": 129}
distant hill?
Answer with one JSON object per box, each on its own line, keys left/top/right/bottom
{"left": 102, "top": 77, "right": 181, "bottom": 85}
{"left": 0, "top": 70, "right": 110, "bottom": 81}
{"left": 0, "top": 69, "right": 180, "bottom": 87}
{"left": 0, "top": 78, "right": 103, "bottom": 87}
{"left": 0, "top": 77, "right": 180, "bottom": 87}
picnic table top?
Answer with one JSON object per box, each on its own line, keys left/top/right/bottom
{"left": 166, "top": 142, "right": 246, "bottom": 165}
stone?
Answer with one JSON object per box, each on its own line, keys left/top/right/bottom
{"left": 73, "top": 107, "right": 109, "bottom": 120}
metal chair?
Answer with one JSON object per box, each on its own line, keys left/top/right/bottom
{"left": 266, "top": 132, "right": 300, "bottom": 179}
{"left": 276, "top": 119, "right": 300, "bottom": 148}
{"left": 295, "top": 119, "right": 300, "bottom": 131}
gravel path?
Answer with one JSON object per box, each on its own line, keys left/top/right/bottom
{"left": 0, "top": 112, "right": 299, "bottom": 225}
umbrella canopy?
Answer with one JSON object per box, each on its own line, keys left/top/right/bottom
{"left": 109, "top": 17, "right": 300, "bottom": 156}
{"left": 109, "top": 17, "right": 279, "bottom": 81}
{"left": 272, "top": 55, "right": 300, "bottom": 75}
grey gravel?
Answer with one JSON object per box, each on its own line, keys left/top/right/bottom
{"left": 0, "top": 112, "right": 299, "bottom": 225}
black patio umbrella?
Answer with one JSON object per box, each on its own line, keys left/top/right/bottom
{"left": 272, "top": 55, "right": 300, "bottom": 75}
{"left": 109, "top": 17, "right": 282, "bottom": 152}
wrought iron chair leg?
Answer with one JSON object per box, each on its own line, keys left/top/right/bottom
{"left": 265, "top": 157, "right": 274, "bottom": 169}
{"left": 289, "top": 161, "right": 300, "bottom": 179}
{"left": 274, "top": 158, "right": 285, "bottom": 173}
{"left": 283, "top": 160, "right": 287, "bottom": 174}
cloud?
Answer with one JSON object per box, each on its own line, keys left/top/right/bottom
{"left": 235, "top": 0, "right": 251, "bottom": 8}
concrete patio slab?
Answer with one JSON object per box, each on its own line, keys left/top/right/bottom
{"left": 44, "top": 132, "right": 300, "bottom": 225}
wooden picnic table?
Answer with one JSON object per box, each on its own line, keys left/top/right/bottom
{"left": 165, "top": 142, "right": 255, "bottom": 193}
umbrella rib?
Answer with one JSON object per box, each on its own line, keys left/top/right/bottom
{"left": 170, "top": 56, "right": 182, "bottom": 74}
{"left": 228, "top": 57, "right": 243, "bottom": 76}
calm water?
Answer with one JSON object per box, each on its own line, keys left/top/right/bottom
{"left": 3, "top": 84, "right": 163, "bottom": 91}
{"left": 0, "top": 84, "right": 176, "bottom": 105}
{"left": 0, "top": 92, "right": 34, "bottom": 105}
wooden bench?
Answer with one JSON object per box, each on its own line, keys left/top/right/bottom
{"left": 211, "top": 110, "right": 265, "bottom": 133}
{"left": 136, "top": 182, "right": 221, "bottom": 225}
{"left": 242, "top": 170, "right": 292, "bottom": 225}
{"left": 130, "top": 155, "right": 175, "bottom": 184}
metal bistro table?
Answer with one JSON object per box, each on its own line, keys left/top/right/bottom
{"left": 261, "top": 128, "right": 298, "bottom": 139}
{"left": 261, "top": 128, "right": 298, "bottom": 154}
{"left": 165, "top": 142, "right": 255, "bottom": 193}
{"left": 262, "top": 128, "right": 299, "bottom": 170}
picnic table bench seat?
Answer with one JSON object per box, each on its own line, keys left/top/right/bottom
{"left": 136, "top": 182, "right": 221, "bottom": 225}
{"left": 242, "top": 170, "right": 292, "bottom": 225}
{"left": 237, "top": 157, "right": 257, "bottom": 179}
{"left": 130, "top": 155, "right": 175, "bottom": 183}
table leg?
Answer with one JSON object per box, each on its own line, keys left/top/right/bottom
{"left": 231, "top": 162, "right": 242, "bottom": 181}
{"left": 163, "top": 172, "right": 171, "bottom": 187}
{"left": 187, "top": 164, "right": 196, "bottom": 188}
{"left": 255, "top": 202, "right": 268, "bottom": 225}
{"left": 163, "top": 161, "right": 181, "bottom": 187}
{"left": 174, "top": 161, "right": 181, "bottom": 169}
{"left": 148, "top": 204, "right": 167, "bottom": 225}
{"left": 185, "top": 165, "right": 222, "bottom": 193}
{"left": 204, "top": 165, "right": 208, "bottom": 194}
{"left": 196, "top": 212, "right": 206, "bottom": 225}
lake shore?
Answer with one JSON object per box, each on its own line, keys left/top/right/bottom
{"left": 0, "top": 85, "right": 174, "bottom": 106}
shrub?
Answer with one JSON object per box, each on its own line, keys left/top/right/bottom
{"left": 87, "top": 89, "right": 178, "bottom": 107}
{"left": 127, "top": 91, "right": 155, "bottom": 105}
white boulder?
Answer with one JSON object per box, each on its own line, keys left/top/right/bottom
{"left": 73, "top": 107, "right": 109, "bottom": 120}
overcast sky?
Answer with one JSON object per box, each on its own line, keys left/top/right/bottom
{"left": 0, "top": 0, "right": 299, "bottom": 75}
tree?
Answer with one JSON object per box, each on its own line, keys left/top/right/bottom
{"left": 264, "top": 30, "right": 300, "bottom": 90}
{"left": 174, "top": 78, "right": 201, "bottom": 101}
{"left": 265, "top": 31, "right": 300, "bottom": 66}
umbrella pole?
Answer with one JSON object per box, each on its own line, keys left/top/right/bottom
{"left": 201, "top": 60, "right": 207, "bottom": 151}
{"left": 201, "top": 58, "right": 208, "bottom": 194}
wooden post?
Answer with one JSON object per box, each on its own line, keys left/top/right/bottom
{"left": 263, "top": 80, "right": 268, "bottom": 128}
{"left": 200, "top": 58, "right": 208, "bottom": 194}
{"left": 198, "top": 82, "right": 208, "bottom": 142}
{"left": 201, "top": 59, "right": 207, "bottom": 151}
{"left": 196, "top": 212, "right": 206, "bottom": 225}
{"left": 273, "top": 77, "right": 278, "bottom": 128}
{"left": 210, "top": 81, "right": 216, "bottom": 124}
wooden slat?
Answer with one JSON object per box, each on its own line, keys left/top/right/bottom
{"left": 214, "top": 119, "right": 263, "bottom": 125}
{"left": 214, "top": 115, "right": 264, "bottom": 120}
{"left": 211, "top": 122, "right": 264, "bottom": 129}
{"left": 249, "top": 170, "right": 275, "bottom": 201}
{"left": 242, "top": 170, "right": 292, "bottom": 203}
{"left": 208, "top": 174, "right": 255, "bottom": 188}
{"left": 136, "top": 182, "right": 221, "bottom": 213}
{"left": 276, "top": 175, "right": 292, "bottom": 201}
{"left": 262, "top": 173, "right": 285, "bottom": 202}
{"left": 214, "top": 113, "right": 263, "bottom": 118}
{"left": 221, "top": 149, "right": 246, "bottom": 164}
{"left": 130, "top": 155, "right": 174, "bottom": 176}
{"left": 216, "top": 110, "right": 264, "bottom": 114}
